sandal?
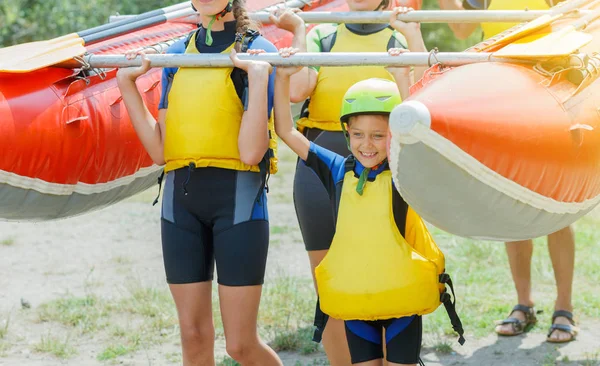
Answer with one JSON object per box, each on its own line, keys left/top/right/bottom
{"left": 547, "top": 310, "right": 579, "bottom": 343}
{"left": 495, "top": 304, "right": 539, "bottom": 336}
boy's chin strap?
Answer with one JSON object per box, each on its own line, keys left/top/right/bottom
{"left": 205, "top": 0, "right": 234, "bottom": 46}
{"left": 356, "top": 167, "right": 371, "bottom": 195}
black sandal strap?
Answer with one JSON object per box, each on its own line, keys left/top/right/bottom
{"left": 497, "top": 317, "right": 522, "bottom": 325}
{"left": 511, "top": 304, "right": 539, "bottom": 323}
{"left": 552, "top": 310, "right": 575, "bottom": 325}
{"left": 547, "top": 323, "right": 576, "bottom": 338}
{"left": 512, "top": 304, "right": 534, "bottom": 315}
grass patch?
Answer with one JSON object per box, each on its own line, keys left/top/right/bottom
{"left": 271, "top": 226, "right": 292, "bottom": 235}
{"left": 210, "top": 275, "right": 315, "bottom": 349}
{"left": 271, "top": 192, "right": 293, "bottom": 204}
{"left": 258, "top": 276, "right": 316, "bottom": 339}
{"left": 33, "top": 334, "right": 77, "bottom": 359}
{"left": 118, "top": 285, "right": 178, "bottom": 333}
{"left": 38, "top": 295, "right": 109, "bottom": 334}
{"left": 270, "top": 326, "right": 319, "bottom": 355}
{"left": 0, "top": 315, "right": 10, "bottom": 356}
{"left": 166, "top": 351, "right": 182, "bottom": 364}
{"left": 0, "top": 341, "right": 9, "bottom": 357}
{"left": 113, "top": 255, "right": 132, "bottom": 265}
{"left": 0, "top": 315, "right": 8, "bottom": 339}
{"left": 217, "top": 356, "right": 240, "bottom": 365}
{"left": 421, "top": 218, "right": 600, "bottom": 338}
{"left": 0, "top": 237, "right": 15, "bottom": 246}
{"left": 582, "top": 351, "right": 600, "bottom": 366}
{"left": 36, "top": 280, "right": 181, "bottom": 362}
{"left": 431, "top": 339, "right": 453, "bottom": 355}
{"left": 97, "top": 342, "right": 138, "bottom": 361}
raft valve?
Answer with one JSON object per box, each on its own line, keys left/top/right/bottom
{"left": 389, "top": 101, "right": 431, "bottom": 145}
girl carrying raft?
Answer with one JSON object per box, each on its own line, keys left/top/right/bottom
{"left": 117, "top": 0, "right": 282, "bottom": 364}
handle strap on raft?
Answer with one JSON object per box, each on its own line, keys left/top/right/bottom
{"left": 312, "top": 297, "right": 329, "bottom": 343}
{"left": 440, "top": 273, "right": 466, "bottom": 345}
{"left": 152, "top": 171, "right": 165, "bottom": 206}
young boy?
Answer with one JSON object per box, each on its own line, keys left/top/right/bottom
{"left": 273, "top": 51, "right": 464, "bottom": 366}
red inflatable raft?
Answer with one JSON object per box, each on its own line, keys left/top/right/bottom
{"left": 388, "top": 0, "right": 600, "bottom": 241}
{"left": 0, "top": 0, "right": 346, "bottom": 221}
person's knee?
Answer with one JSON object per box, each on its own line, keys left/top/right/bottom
{"left": 180, "top": 323, "right": 215, "bottom": 350}
{"left": 225, "top": 336, "right": 259, "bottom": 362}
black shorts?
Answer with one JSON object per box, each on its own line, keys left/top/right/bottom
{"left": 161, "top": 166, "right": 269, "bottom": 286}
{"left": 293, "top": 128, "right": 348, "bottom": 251}
{"left": 345, "top": 316, "right": 422, "bottom": 364}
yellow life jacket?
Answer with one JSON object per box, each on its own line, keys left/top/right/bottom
{"left": 297, "top": 24, "right": 402, "bottom": 132}
{"left": 163, "top": 32, "right": 278, "bottom": 174}
{"left": 481, "top": 0, "right": 551, "bottom": 39}
{"left": 315, "top": 169, "right": 446, "bottom": 320}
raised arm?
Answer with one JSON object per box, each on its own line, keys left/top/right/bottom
{"left": 269, "top": 9, "right": 318, "bottom": 102}
{"left": 386, "top": 48, "right": 412, "bottom": 100}
{"left": 230, "top": 49, "right": 272, "bottom": 166}
{"left": 116, "top": 54, "right": 166, "bottom": 165}
{"left": 438, "top": 0, "right": 480, "bottom": 40}
{"left": 389, "top": 7, "right": 428, "bottom": 82}
{"left": 273, "top": 49, "right": 311, "bottom": 161}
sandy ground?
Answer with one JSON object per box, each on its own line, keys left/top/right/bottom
{"left": 1, "top": 144, "right": 599, "bottom": 365}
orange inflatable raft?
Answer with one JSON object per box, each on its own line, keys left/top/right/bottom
{"left": 0, "top": 0, "right": 346, "bottom": 221}
{"left": 388, "top": 0, "right": 600, "bottom": 240}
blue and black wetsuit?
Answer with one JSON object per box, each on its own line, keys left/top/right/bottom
{"left": 302, "top": 142, "right": 422, "bottom": 364}
{"left": 159, "top": 21, "right": 277, "bottom": 286}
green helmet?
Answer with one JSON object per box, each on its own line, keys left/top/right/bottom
{"left": 339, "top": 78, "right": 402, "bottom": 123}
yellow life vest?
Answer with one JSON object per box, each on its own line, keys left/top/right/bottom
{"left": 297, "top": 25, "right": 401, "bottom": 132}
{"left": 481, "top": 0, "right": 551, "bottom": 39}
{"left": 315, "top": 169, "right": 446, "bottom": 321}
{"left": 163, "top": 32, "right": 278, "bottom": 174}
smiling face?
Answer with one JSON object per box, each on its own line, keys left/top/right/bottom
{"left": 191, "top": 0, "right": 231, "bottom": 16}
{"left": 345, "top": 0, "right": 387, "bottom": 11}
{"left": 347, "top": 114, "right": 389, "bottom": 168}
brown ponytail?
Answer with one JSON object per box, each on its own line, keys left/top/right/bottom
{"left": 378, "top": 0, "right": 391, "bottom": 10}
{"left": 232, "top": 0, "right": 259, "bottom": 51}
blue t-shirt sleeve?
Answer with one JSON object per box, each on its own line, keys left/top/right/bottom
{"left": 158, "top": 39, "right": 187, "bottom": 110}
{"left": 248, "top": 36, "right": 276, "bottom": 118}
{"left": 303, "top": 142, "right": 347, "bottom": 198}
{"left": 463, "top": 0, "right": 488, "bottom": 9}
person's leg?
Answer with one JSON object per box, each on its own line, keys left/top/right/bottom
{"left": 294, "top": 129, "right": 353, "bottom": 366}
{"left": 384, "top": 316, "right": 421, "bottom": 366}
{"left": 219, "top": 284, "right": 282, "bottom": 365}
{"left": 345, "top": 321, "right": 385, "bottom": 366}
{"left": 214, "top": 217, "right": 282, "bottom": 365}
{"left": 169, "top": 283, "right": 216, "bottom": 366}
{"left": 161, "top": 169, "right": 218, "bottom": 365}
{"left": 309, "top": 250, "right": 352, "bottom": 366}
{"left": 547, "top": 225, "right": 576, "bottom": 342}
{"left": 495, "top": 239, "right": 535, "bottom": 335}
{"left": 161, "top": 218, "right": 216, "bottom": 365}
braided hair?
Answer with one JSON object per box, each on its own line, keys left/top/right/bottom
{"left": 378, "top": 0, "right": 391, "bottom": 9}
{"left": 232, "top": 0, "right": 259, "bottom": 51}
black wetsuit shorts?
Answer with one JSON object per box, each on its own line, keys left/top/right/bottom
{"left": 161, "top": 166, "right": 269, "bottom": 286}
{"left": 345, "top": 316, "right": 422, "bottom": 364}
{"left": 293, "top": 128, "right": 348, "bottom": 251}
